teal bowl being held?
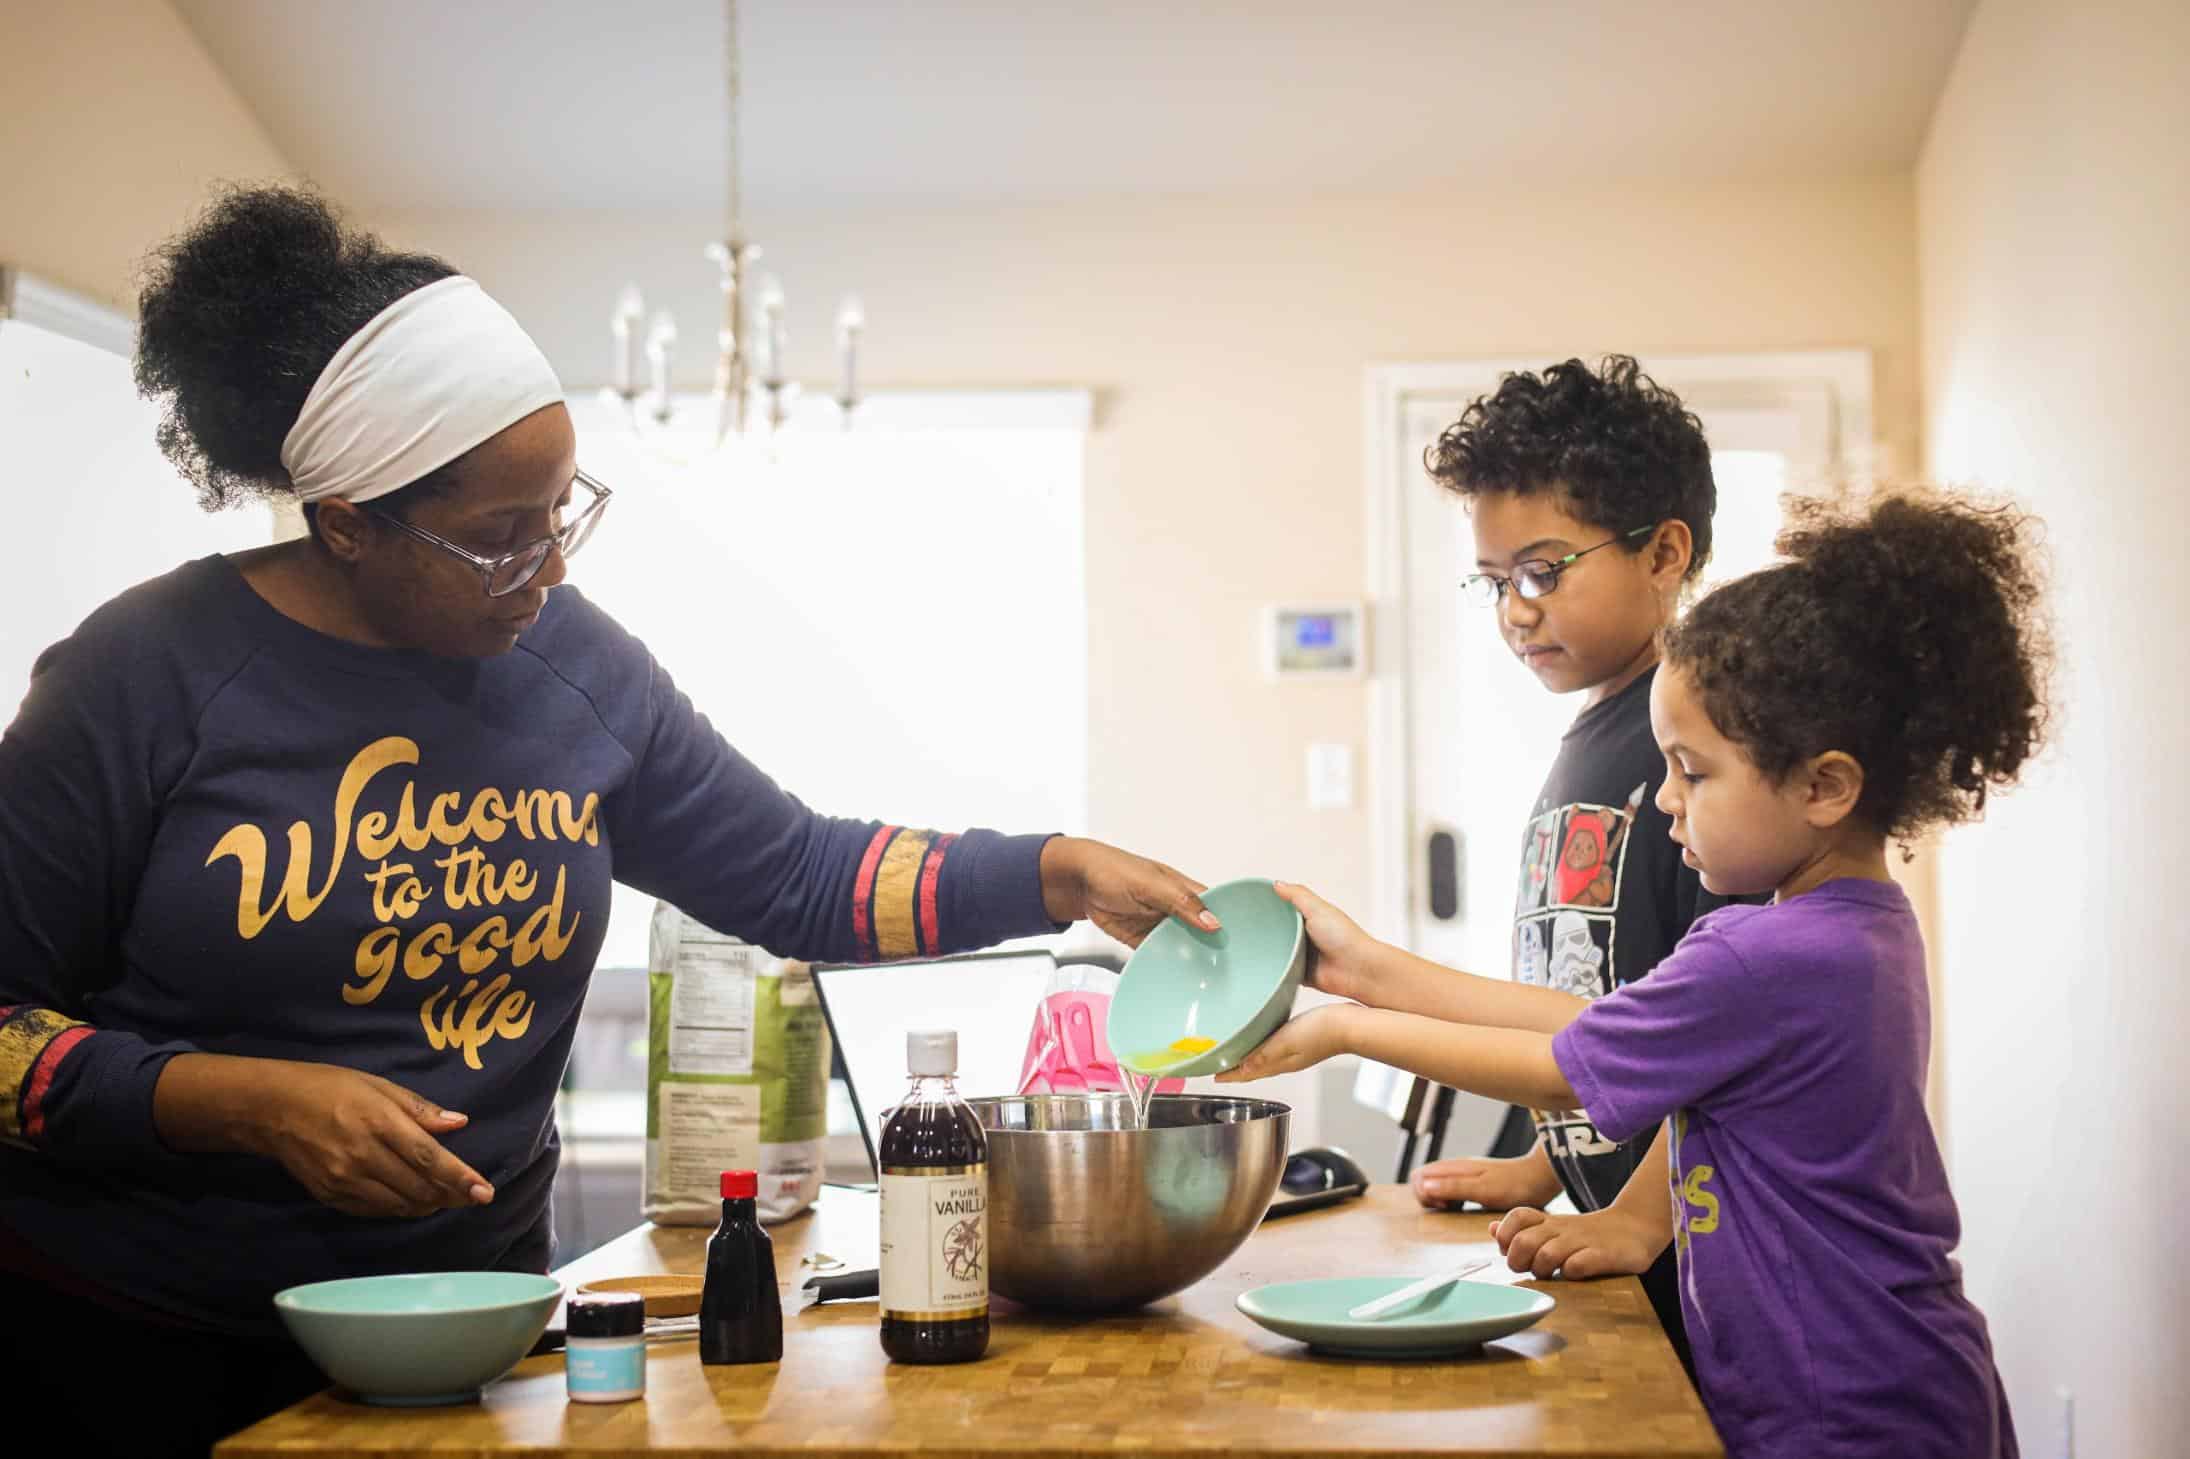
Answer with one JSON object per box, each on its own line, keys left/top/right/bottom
{"left": 273, "top": 1271, "right": 563, "bottom": 1406}
{"left": 1106, "top": 877, "right": 1307, "bottom": 1080}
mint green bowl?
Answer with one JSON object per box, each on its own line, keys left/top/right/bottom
{"left": 1106, "top": 878, "right": 1306, "bottom": 1080}
{"left": 273, "top": 1272, "right": 563, "bottom": 1406}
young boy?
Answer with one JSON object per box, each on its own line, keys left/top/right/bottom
{"left": 1394, "top": 355, "right": 1734, "bottom": 1369}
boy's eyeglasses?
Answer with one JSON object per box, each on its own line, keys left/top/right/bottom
{"left": 1462, "top": 524, "right": 1656, "bottom": 606}
{"left": 369, "top": 469, "right": 613, "bottom": 598}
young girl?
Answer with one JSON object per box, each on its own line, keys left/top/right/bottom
{"left": 1222, "top": 490, "right": 2042, "bottom": 1458}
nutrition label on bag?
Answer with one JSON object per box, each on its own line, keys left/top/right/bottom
{"left": 657, "top": 1082, "right": 761, "bottom": 1197}
{"left": 666, "top": 937, "right": 759, "bottom": 1076}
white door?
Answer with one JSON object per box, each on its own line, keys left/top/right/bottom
{"left": 1338, "top": 353, "right": 1872, "bottom": 1167}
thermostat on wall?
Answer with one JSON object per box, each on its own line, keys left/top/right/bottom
{"left": 1264, "top": 602, "right": 1365, "bottom": 678}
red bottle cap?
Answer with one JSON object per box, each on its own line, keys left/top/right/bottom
{"left": 721, "top": 1170, "right": 758, "bottom": 1200}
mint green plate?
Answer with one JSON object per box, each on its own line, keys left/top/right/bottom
{"left": 1106, "top": 878, "right": 1306, "bottom": 1080}
{"left": 274, "top": 1272, "right": 563, "bottom": 1406}
{"left": 1235, "top": 1277, "right": 1555, "bottom": 1358}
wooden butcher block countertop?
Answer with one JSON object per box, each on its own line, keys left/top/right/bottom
{"left": 220, "top": 1184, "right": 1721, "bottom": 1458}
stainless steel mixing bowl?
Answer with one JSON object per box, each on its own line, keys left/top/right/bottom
{"left": 967, "top": 1093, "right": 1290, "bottom": 1313}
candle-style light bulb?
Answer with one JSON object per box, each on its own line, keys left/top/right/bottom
{"left": 757, "top": 275, "right": 786, "bottom": 385}
{"left": 612, "top": 285, "right": 646, "bottom": 397}
{"left": 645, "top": 310, "right": 678, "bottom": 425}
{"left": 835, "top": 294, "right": 864, "bottom": 420}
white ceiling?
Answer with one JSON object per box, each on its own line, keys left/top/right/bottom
{"left": 171, "top": 0, "right": 1976, "bottom": 215}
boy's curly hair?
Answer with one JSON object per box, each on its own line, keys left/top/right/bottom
{"left": 1426, "top": 355, "right": 1716, "bottom": 578}
{"left": 1662, "top": 489, "right": 2053, "bottom": 842}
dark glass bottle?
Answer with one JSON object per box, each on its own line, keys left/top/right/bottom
{"left": 879, "top": 1029, "right": 990, "bottom": 1364}
{"left": 699, "top": 1169, "right": 783, "bottom": 1365}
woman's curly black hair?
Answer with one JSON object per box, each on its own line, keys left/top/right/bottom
{"left": 1663, "top": 489, "right": 2053, "bottom": 843}
{"left": 134, "top": 183, "right": 459, "bottom": 510}
{"left": 1426, "top": 355, "right": 1716, "bottom": 579}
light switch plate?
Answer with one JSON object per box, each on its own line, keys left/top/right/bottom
{"left": 1307, "top": 742, "right": 1354, "bottom": 809}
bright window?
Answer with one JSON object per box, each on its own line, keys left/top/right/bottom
{"left": 553, "top": 398, "right": 1092, "bottom": 1247}
{"left": 567, "top": 394, "right": 1093, "bottom": 974}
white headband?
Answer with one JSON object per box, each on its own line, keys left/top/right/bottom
{"left": 278, "top": 275, "right": 565, "bottom": 505}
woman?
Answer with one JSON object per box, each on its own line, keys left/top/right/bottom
{"left": 0, "top": 186, "right": 1212, "bottom": 1456}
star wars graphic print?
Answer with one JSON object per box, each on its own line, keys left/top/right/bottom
{"left": 1514, "top": 781, "right": 1645, "bottom": 1184}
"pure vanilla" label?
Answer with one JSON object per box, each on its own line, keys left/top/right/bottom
{"left": 879, "top": 1166, "right": 988, "bottom": 1318}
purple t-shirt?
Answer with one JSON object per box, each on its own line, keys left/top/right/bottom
{"left": 1552, "top": 880, "right": 2016, "bottom": 1459}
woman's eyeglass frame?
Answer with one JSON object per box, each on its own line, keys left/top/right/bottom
{"left": 1461, "top": 523, "right": 1657, "bottom": 607}
{"left": 368, "top": 469, "right": 613, "bottom": 599}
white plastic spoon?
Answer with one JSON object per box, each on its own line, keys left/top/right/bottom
{"left": 1346, "top": 1259, "right": 1493, "bottom": 1321}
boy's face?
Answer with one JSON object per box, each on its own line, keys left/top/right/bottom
{"left": 1469, "top": 490, "right": 1682, "bottom": 703}
{"left": 1649, "top": 666, "right": 1813, "bottom": 897}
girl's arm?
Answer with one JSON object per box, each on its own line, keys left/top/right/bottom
{"left": 1236, "top": 922, "right": 1785, "bottom": 1166}
{"left": 1217, "top": 1003, "right": 1579, "bottom": 1112}
{"left": 1278, "top": 882, "right": 1587, "bottom": 1033}
{"left": 1354, "top": 940, "right": 1588, "bottom": 1034}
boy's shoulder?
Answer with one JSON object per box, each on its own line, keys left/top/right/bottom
{"left": 1538, "top": 670, "right": 1661, "bottom": 806}
{"left": 1563, "top": 664, "right": 1658, "bottom": 742}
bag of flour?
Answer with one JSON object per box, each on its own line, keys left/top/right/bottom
{"left": 643, "top": 902, "right": 830, "bottom": 1225}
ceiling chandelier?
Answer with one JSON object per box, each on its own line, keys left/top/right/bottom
{"left": 607, "top": 0, "right": 863, "bottom": 445}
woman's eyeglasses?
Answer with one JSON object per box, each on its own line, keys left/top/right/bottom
{"left": 1462, "top": 524, "right": 1655, "bottom": 607}
{"left": 370, "top": 469, "right": 613, "bottom": 598}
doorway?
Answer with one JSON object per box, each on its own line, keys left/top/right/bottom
{"left": 1323, "top": 352, "right": 1874, "bottom": 1175}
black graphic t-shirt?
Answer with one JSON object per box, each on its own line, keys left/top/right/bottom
{"left": 1513, "top": 664, "right": 1734, "bottom": 1361}
{"left": 0, "top": 557, "right": 1057, "bottom": 1334}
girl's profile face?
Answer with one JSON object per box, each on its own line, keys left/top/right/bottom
{"left": 1649, "top": 666, "right": 1815, "bottom": 897}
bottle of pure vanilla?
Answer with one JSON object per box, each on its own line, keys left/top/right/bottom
{"left": 878, "top": 1029, "right": 990, "bottom": 1363}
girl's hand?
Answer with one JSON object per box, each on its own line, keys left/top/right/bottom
{"left": 1213, "top": 1004, "right": 1360, "bottom": 1083}
{"left": 1271, "top": 881, "right": 1382, "bottom": 1004}
{"left": 1040, "top": 836, "right": 1216, "bottom": 947}
{"left": 1490, "top": 1205, "right": 1667, "bottom": 1280}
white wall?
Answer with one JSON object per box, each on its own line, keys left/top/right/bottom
{"left": 1919, "top": 0, "right": 2190, "bottom": 1451}
{"left": 0, "top": 0, "right": 291, "bottom": 309}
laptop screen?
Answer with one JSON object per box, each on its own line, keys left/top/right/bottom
{"left": 812, "top": 950, "right": 1060, "bottom": 1176}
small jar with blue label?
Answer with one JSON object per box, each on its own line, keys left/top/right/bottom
{"left": 564, "top": 1291, "right": 646, "bottom": 1403}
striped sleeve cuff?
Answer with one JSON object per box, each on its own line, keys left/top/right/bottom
{"left": 848, "top": 827, "right": 1060, "bottom": 961}
{"left": 850, "top": 826, "right": 958, "bottom": 961}
{"left": 0, "top": 1005, "right": 93, "bottom": 1150}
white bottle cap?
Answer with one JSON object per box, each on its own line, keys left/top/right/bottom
{"left": 907, "top": 1029, "right": 958, "bottom": 1076}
